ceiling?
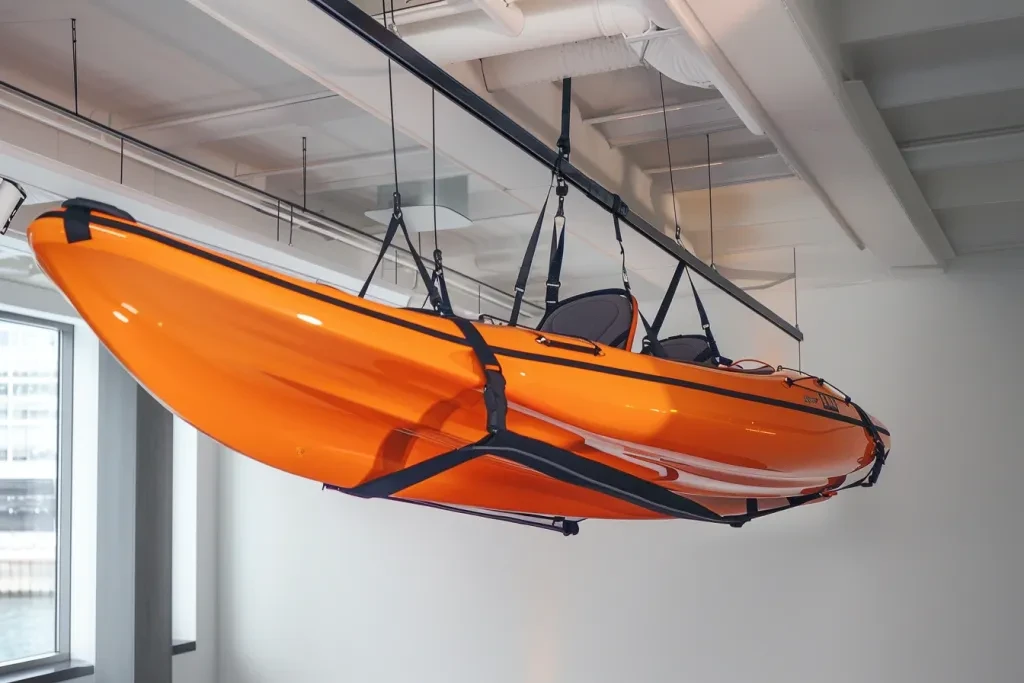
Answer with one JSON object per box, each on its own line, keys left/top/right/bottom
{"left": 1, "top": 0, "right": 1022, "bottom": 317}
{"left": 839, "top": 0, "right": 1024, "bottom": 255}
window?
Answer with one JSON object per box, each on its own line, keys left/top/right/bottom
{"left": 0, "top": 312, "right": 72, "bottom": 674}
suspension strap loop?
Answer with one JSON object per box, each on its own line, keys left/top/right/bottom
{"left": 652, "top": 262, "right": 685, "bottom": 337}
{"left": 611, "top": 196, "right": 631, "bottom": 296}
{"left": 684, "top": 266, "right": 728, "bottom": 364}
{"left": 509, "top": 175, "right": 555, "bottom": 327}
{"left": 556, "top": 77, "right": 572, "bottom": 163}
{"left": 358, "top": 193, "right": 446, "bottom": 313}
{"left": 451, "top": 317, "right": 507, "bottom": 434}
{"left": 545, "top": 178, "right": 568, "bottom": 312}
{"left": 358, "top": 199, "right": 402, "bottom": 299}
{"left": 431, "top": 249, "right": 454, "bottom": 316}
{"left": 641, "top": 261, "right": 686, "bottom": 355}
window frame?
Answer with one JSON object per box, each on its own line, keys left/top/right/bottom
{"left": 0, "top": 309, "right": 74, "bottom": 676}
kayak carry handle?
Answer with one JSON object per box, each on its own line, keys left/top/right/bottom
{"left": 535, "top": 335, "right": 603, "bottom": 356}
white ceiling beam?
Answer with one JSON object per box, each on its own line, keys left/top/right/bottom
{"left": 840, "top": 0, "right": 1024, "bottom": 44}
{"left": 124, "top": 92, "right": 337, "bottom": 132}
{"left": 666, "top": 0, "right": 954, "bottom": 267}
{"left": 935, "top": 201, "right": 1024, "bottom": 255}
{"left": 583, "top": 100, "right": 719, "bottom": 126}
{"left": 901, "top": 126, "right": 1024, "bottom": 172}
{"left": 648, "top": 153, "right": 792, "bottom": 192}
{"left": 235, "top": 148, "right": 425, "bottom": 180}
{"left": 304, "top": 167, "right": 466, "bottom": 195}
{"left": 917, "top": 160, "right": 1024, "bottom": 210}
{"left": 123, "top": 93, "right": 357, "bottom": 149}
{"left": 593, "top": 97, "right": 744, "bottom": 148}
{"left": 870, "top": 52, "right": 1024, "bottom": 110}
{"left": 607, "top": 121, "right": 744, "bottom": 148}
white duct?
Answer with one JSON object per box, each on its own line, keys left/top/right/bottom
{"left": 403, "top": 0, "right": 762, "bottom": 134}
{"left": 472, "top": 0, "right": 524, "bottom": 36}
{"left": 377, "top": 0, "right": 477, "bottom": 27}
{"left": 481, "top": 29, "right": 718, "bottom": 92}
{"left": 400, "top": 0, "right": 653, "bottom": 64}
{"left": 482, "top": 36, "right": 643, "bottom": 91}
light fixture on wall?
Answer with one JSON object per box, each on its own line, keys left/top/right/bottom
{"left": 0, "top": 177, "right": 27, "bottom": 236}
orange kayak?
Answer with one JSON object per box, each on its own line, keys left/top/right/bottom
{"left": 28, "top": 200, "right": 890, "bottom": 529}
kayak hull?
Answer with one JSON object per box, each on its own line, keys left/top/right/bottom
{"left": 28, "top": 207, "right": 889, "bottom": 520}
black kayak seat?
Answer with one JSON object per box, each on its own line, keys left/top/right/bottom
{"left": 657, "top": 334, "right": 716, "bottom": 365}
{"left": 537, "top": 288, "right": 637, "bottom": 349}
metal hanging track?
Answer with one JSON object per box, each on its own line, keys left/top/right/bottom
{"left": 306, "top": 0, "right": 803, "bottom": 341}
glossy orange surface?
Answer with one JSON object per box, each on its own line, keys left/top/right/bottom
{"left": 28, "top": 208, "right": 889, "bottom": 520}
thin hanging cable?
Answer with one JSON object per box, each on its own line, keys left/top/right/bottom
{"left": 658, "top": 74, "right": 681, "bottom": 245}
{"left": 71, "top": 19, "right": 79, "bottom": 114}
{"left": 794, "top": 247, "right": 801, "bottom": 371}
{"left": 384, "top": 0, "right": 399, "bottom": 197}
{"left": 707, "top": 133, "right": 714, "bottom": 267}
{"left": 432, "top": 88, "right": 438, "bottom": 254}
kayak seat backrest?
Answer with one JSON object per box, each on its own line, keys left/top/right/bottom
{"left": 657, "top": 334, "right": 716, "bottom": 365}
{"left": 537, "top": 288, "right": 638, "bottom": 349}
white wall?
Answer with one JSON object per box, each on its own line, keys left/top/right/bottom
{"left": 215, "top": 250, "right": 1024, "bottom": 683}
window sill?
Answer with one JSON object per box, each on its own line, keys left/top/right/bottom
{"left": 0, "top": 660, "right": 94, "bottom": 683}
{"left": 172, "top": 640, "right": 196, "bottom": 656}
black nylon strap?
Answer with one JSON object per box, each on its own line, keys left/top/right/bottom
{"left": 451, "top": 317, "right": 507, "bottom": 434}
{"left": 396, "top": 211, "right": 445, "bottom": 313}
{"left": 509, "top": 178, "right": 554, "bottom": 326}
{"left": 358, "top": 200, "right": 446, "bottom": 313}
{"left": 556, "top": 77, "right": 571, "bottom": 159}
{"left": 612, "top": 213, "right": 631, "bottom": 295}
{"left": 637, "top": 311, "right": 668, "bottom": 357}
{"left": 482, "top": 432, "right": 724, "bottom": 523}
{"left": 849, "top": 399, "right": 888, "bottom": 486}
{"left": 431, "top": 249, "right": 454, "bottom": 317}
{"left": 358, "top": 209, "right": 402, "bottom": 298}
{"left": 652, "top": 262, "right": 685, "bottom": 338}
{"left": 63, "top": 206, "right": 93, "bottom": 243}
{"left": 684, "top": 266, "right": 723, "bottom": 362}
{"left": 545, "top": 205, "right": 565, "bottom": 311}
{"left": 346, "top": 436, "right": 494, "bottom": 499}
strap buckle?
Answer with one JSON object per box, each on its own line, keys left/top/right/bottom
{"left": 482, "top": 369, "right": 507, "bottom": 434}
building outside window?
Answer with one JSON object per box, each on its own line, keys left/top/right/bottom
{"left": 0, "top": 312, "right": 72, "bottom": 674}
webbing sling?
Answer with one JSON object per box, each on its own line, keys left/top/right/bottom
{"left": 542, "top": 77, "right": 572, "bottom": 317}
{"left": 544, "top": 181, "right": 567, "bottom": 313}
{"left": 684, "top": 266, "right": 724, "bottom": 363}
{"left": 610, "top": 196, "right": 666, "bottom": 355}
{"left": 357, "top": 195, "right": 450, "bottom": 315}
{"left": 508, "top": 176, "right": 554, "bottom": 327}
{"left": 651, "top": 261, "right": 685, "bottom": 340}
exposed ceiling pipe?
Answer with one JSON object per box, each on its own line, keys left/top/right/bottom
{"left": 397, "top": 0, "right": 653, "bottom": 64}
{"left": 374, "top": 0, "right": 523, "bottom": 36}
{"left": 479, "top": 28, "right": 721, "bottom": 93}
{"left": 472, "top": 0, "right": 524, "bottom": 36}
{"left": 402, "top": 0, "right": 763, "bottom": 134}
{"left": 373, "top": 0, "right": 477, "bottom": 27}
{"left": 481, "top": 36, "right": 642, "bottom": 91}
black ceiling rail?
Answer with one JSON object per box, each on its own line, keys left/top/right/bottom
{"left": 0, "top": 78, "right": 538, "bottom": 315}
{"left": 306, "top": 0, "right": 803, "bottom": 342}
